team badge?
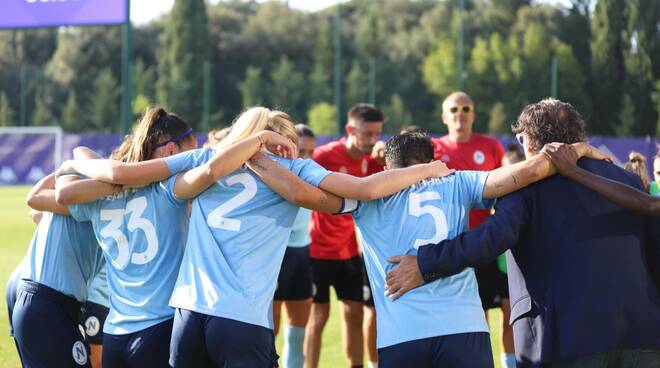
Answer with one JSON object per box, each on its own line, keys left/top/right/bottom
{"left": 473, "top": 150, "right": 485, "bottom": 165}
{"left": 85, "top": 316, "right": 101, "bottom": 337}
{"left": 72, "top": 341, "right": 88, "bottom": 366}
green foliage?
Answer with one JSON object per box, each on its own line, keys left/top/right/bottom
{"left": 344, "top": 61, "right": 368, "bottom": 109}
{"left": 0, "top": 93, "right": 14, "bottom": 127}
{"left": 382, "top": 93, "right": 412, "bottom": 134}
{"left": 31, "top": 90, "right": 54, "bottom": 126}
{"left": 488, "top": 102, "right": 507, "bottom": 134}
{"left": 617, "top": 93, "right": 635, "bottom": 136}
{"left": 421, "top": 36, "right": 458, "bottom": 99}
{"left": 307, "top": 102, "right": 337, "bottom": 135}
{"left": 238, "top": 66, "right": 265, "bottom": 108}
{"left": 269, "top": 56, "right": 306, "bottom": 121}
{"left": 61, "top": 90, "right": 82, "bottom": 132}
{"left": 89, "top": 68, "right": 119, "bottom": 131}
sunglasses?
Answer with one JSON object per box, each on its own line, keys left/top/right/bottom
{"left": 447, "top": 105, "right": 473, "bottom": 114}
{"left": 516, "top": 133, "right": 525, "bottom": 147}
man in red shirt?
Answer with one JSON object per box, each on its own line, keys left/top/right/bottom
{"left": 433, "top": 91, "right": 515, "bottom": 368}
{"left": 305, "top": 104, "right": 384, "bottom": 368}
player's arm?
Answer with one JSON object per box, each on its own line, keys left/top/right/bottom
{"left": 246, "top": 153, "right": 343, "bottom": 213}
{"left": 26, "top": 172, "right": 70, "bottom": 215}
{"left": 481, "top": 142, "right": 610, "bottom": 199}
{"left": 55, "top": 175, "right": 123, "bottom": 205}
{"left": 173, "top": 131, "right": 297, "bottom": 199}
{"left": 318, "top": 160, "right": 455, "bottom": 201}
{"left": 58, "top": 157, "right": 171, "bottom": 187}
{"left": 544, "top": 143, "right": 660, "bottom": 216}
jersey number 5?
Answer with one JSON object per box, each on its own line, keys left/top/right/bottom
{"left": 99, "top": 197, "right": 159, "bottom": 269}
{"left": 408, "top": 191, "right": 448, "bottom": 249}
{"left": 207, "top": 173, "right": 258, "bottom": 232}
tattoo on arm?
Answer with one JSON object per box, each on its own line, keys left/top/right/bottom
{"left": 510, "top": 173, "right": 518, "bottom": 185}
{"left": 249, "top": 157, "right": 268, "bottom": 172}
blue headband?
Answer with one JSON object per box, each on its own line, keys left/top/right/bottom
{"left": 153, "top": 127, "right": 194, "bottom": 149}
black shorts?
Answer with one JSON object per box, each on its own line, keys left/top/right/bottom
{"left": 169, "top": 308, "right": 278, "bottom": 368}
{"left": 475, "top": 261, "right": 509, "bottom": 310}
{"left": 13, "top": 280, "right": 90, "bottom": 368}
{"left": 103, "top": 318, "right": 173, "bottom": 368}
{"left": 378, "top": 332, "right": 494, "bottom": 368}
{"left": 275, "top": 246, "right": 313, "bottom": 301}
{"left": 82, "top": 301, "right": 109, "bottom": 345}
{"left": 311, "top": 256, "right": 363, "bottom": 304}
{"left": 361, "top": 256, "right": 374, "bottom": 307}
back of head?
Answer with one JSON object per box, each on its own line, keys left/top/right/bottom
{"left": 503, "top": 142, "right": 525, "bottom": 165}
{"left": 112, "top": 106, "right": 194, "bottom": 163}
{"left": 400, "top": 125, "right": 426, "bottom": 135}
{"left": 385, "top": 132, "right": 434, "bottom": 169}
{"left": 295, "top": 124, "right": 315, "bottom": 139}
{"left": 623, "top": 151, "right": 650, "bottom": 189}
{"left": 347, "top": 103, "right": 385, "bottom": 126}
{"left": 512, "top": 98, "right": 586, "bottom": 152}
{"left": 220, "top": 107, "right": 298, "bottom": 148}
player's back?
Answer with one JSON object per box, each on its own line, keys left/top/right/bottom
{"left": 352, "top": 171, "right": 491, "bottom": 349}
{"left": 169, "top": 152, "right": 330, "bottom": 329}
{"left": 68, "top": 179, "right": 189, "bottom": 334}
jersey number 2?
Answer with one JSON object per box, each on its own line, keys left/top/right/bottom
{"left": 408, "top": 191, "right": 448, "bottom": 249}
{"left": 99, "top": 197, "right": 158, "bottom": 269}
{"left": 207, "top": 173, "right": 258, "bottom": 232}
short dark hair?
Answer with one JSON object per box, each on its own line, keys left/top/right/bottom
{"left": 295, "top": 124, "right": 315, "bottom": 138}
{"left": 347, "top": 103, "right": 385, "bottom": 125}
{"left": 400, "top": 125, "right": 426, "bottom": 134}
{"left": 512, "top": 98, "right": 586, "bottom": 152}
{"left": 385, "top": 132, "right": 434, "bottom": 169}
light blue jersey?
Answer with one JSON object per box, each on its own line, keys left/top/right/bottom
{"left": 288, "top": 208, "right": 312, "bottom": 247}
{"left": 69, "top": 175, "right": 189, "bottom": 335}
{"left": 352, "top": 171, "right": 491, "bottom": 348}
{"left": 87, "top": 260, "right": 110, "bottom": 308}
{"left": 165, "top": 149, "right": 330, "bottom": 329}
{"left": 23, "top": 212, "right": 101, "bottom": 302}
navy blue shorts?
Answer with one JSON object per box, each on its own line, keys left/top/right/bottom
{"left": 274, "top": 246, "right": 313, "bottom": 301}
{"left": 311, "top": 255, "right": 364, "bottom": 303}
{"left": 82, "top": 301, "right": 109, "bottom": 345}
{"left": 378, "top": 332, "right": 494, "bottom": 368}
{"left": 102, "top": 318, "right": 173, "bottom": 368}
{"left": 6, "top": 275, "right": 19, "bottom": 336}
{"left": 170, "top": 308, "right": 278, "bottom": 368}
{"left": 13, "top": 280, "right": 90, "bottom": 367}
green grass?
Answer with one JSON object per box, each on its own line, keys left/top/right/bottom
{"left": 0, "top": 186, "right": 503, "bottom": 367}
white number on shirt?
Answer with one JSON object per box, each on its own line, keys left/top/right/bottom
{"left": 99, "top": 197, "right": 159, "bottom": 269}
{"left": 207, "top": 173, "right": 258, "bottom": 232}
{"left": 408, "top": 191, "right": 448, "bottom": 249}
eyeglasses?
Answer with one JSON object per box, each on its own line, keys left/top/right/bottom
{"left": 515, "top": 133, "right": 525, "bottom": 147}
{"left": 447, "top": 105, "right": 473, "bottom": 114}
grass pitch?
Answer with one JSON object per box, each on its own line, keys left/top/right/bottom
{"left": 0, "top": 186, "right": 503, "bottom": 367}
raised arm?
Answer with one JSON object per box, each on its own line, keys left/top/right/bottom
{"left": 318, "top": 161, "right": 455, "bottom": 201}
{"left": 246, "top": 153, "right": 343, "bottom": 213}
{"left": 55, "top": 175, "right": 122, "bottom": 205}
{"left": 481, "top": 142, "right": 608, "bottom": 199}
{"left": 173, "top": 131, "right": 297, "bottom": 199}
{"left": 59, "top": 158, "right": 171, "bottom": 186}
{"left": 26, "top": 172, "right": 70, "bottom": 215}
{"left": 544, "top": 143, "right": 660, "bottom": 216}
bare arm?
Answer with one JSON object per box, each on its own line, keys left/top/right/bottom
{"left": 173, "top": 131, "right": 297, "bottom": 199}
{"left": 246, "top": 153, "right": 343, "bottom": 213}
{"left": 26, "top": 172, "right": 70, "bottom": 215}
{"left": 60, "top": 158, "right": 171, "bottom": 186}
{"left": 482, "top": 142, "right": 607, "bottom": 199}
{"left": 318, "top": 161, "right": 455, "bottom": 201}
{"left": 55, "top": 175, "right": 122, "bottom": 205}
{"left": 544, "top": 143, "right": 660, "bottom": 216}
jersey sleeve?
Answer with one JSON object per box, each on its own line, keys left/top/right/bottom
{"left": 68, "top": 201, "right": 98, "bottom": 222}
{"left": 455, "top": 171, "right": 493, "bottom": 209}
{"left": 158, "top": 175, "right": 188, "bottom": 206}
{"left": 289, "top": 158, "right": 333, "bottom": 187}
{"left": 164, "top": 148, "right": 211, "bottom": 175}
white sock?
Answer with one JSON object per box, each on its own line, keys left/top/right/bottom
{"left": 283, "top": 325, "right": 305, "bottom": 368}
{"left": 501, "top": 353, "right": 516, "bottom": 368}
{"left": 368, "top": 362, "right": 378, "bottom": 368}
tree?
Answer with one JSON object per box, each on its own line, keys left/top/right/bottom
{"left": 238, "top": 66, "right": 265, "bottom": 108}
{"left": 157, "top": 0, "right": 209, "bottom": 129}
{"left": 382, "top": 94, "right": 411, "bottom": 134}
{"left": 61, "top": 90, "right": 83, "bottom": 132}
{"left": 307, "top": 102, "right": 337, "bottom": 135}
{"left": 590, "top": 0, "right": 625, "bottom": 134}
{"left": 488, "top": 102, "right": 507, "bottom": 134}
{"left": 309, "top": 19, "right": 333, "bottom": 104}
{"left": 89, "top": 68, "right": 119, "bottom": 131}
{"left": 31, "top": 90, "right": 54, "bottom": 126}
{"left": 616, "top": 93, "right": 635, "bottom": 136}
{"left": 421, "top": 36, "right": 458, "bottom": 99}
{"left": 345, "top": 61, "right": 368, "bottom": 108}
{"left": 0, "top": 92, "right": 15, "bottom": 127}
{"left": 269, "top": 56, "right": 305, "bottom": 120}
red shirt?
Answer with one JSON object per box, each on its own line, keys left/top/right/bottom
{"left": 310, "top": 138, "right": 383, "bottom": 260}
{"left": 432, "top": 133, "right": 505, "bottom": 228}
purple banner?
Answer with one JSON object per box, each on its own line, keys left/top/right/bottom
{"left": 0, "top": 133, "right": 657, "bottom": 185}
{"left": 0, "top": 0, "right": 126, "bottom": 29}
